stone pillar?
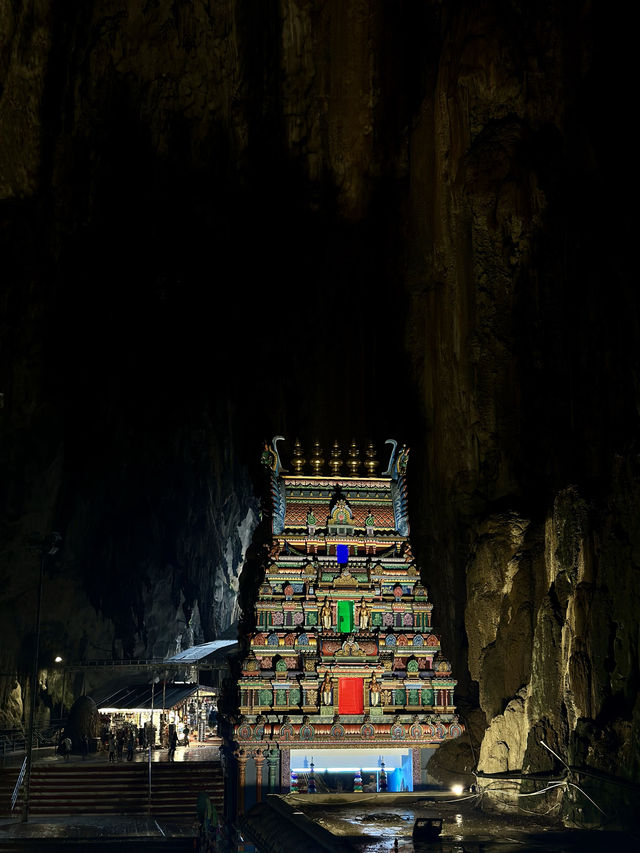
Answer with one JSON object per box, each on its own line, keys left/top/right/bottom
{"left": 236, "top": 749, "right": 247, "bottom": 816}
{"left": 254, "top": 749, "right": 265, "bottom": 803}
{"left": 379, "top": 761, "right": 387, "bottom": 791}
{"left": 281, "top": 748, "right": 290, "bottom": 790}
{"left": 412, "top": 748, "right": 422, "bottom": 789}
{"left": 219, "top": 745, "right": 231, "bottom": 821}
{"left": 267, "top": 748, "right": 280, "bottom": 793}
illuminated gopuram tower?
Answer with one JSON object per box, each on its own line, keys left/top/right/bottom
{"left": 225, "top": 438, "right": 462, "bottom": 815}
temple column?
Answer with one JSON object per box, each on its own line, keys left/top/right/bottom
{"left": 220, "top": 745, "right": 231, "bottom": 821}
{"left": 267, "top": 748, "right": 280, "bottom": 793}
{"left": 280, "top": 748, "right": 290, "bottom": 791}
{"left": 254, "top": 749, "right": 265, "bottom": 803}
{"left": 236, "top": 749, "right": 247, "bottom": 816}
{"left": 412, "top": 748, "right": 422, "bottom": 789}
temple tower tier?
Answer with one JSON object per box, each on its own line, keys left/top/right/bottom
{"left": 223, "top": 438, "right": 463, "bottom": 812}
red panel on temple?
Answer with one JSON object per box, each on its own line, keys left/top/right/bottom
{"left": 338, "top": 678, "right": 364, "bottom": 714}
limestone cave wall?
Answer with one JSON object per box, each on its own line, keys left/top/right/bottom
{"left": 1, "top": 0, "right": 637, "bottom": 828}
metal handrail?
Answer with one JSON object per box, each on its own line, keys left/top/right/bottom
{"left": 1, "top": 724, "right": 61, "bottom": 755}
{"left": 74, "top": 659, "right": 162, "bottom": 668}
{"left": 34, "top": 724, "right": 63, "bottom": 745}
{"left": 62, "top": 658, "right": 215, "bottom": 670}
{"left": 11, "top": 757, "right": 27, "bottom": 811}
{"left": 1, "top": 729, "right": 26, "bottom": 755}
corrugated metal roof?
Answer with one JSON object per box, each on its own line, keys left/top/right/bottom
{"left": 91, "top": 683, "right": 214, "bottom": 711}
{"left": 164, "top": 639, "right": 238, "bottom": 664}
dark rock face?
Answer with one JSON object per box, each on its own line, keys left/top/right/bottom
{"left": 1, "top": 0, "right": 637, "bottom": 828}
{"left": 64, "top": 695, "right": 99, "bottom": 749}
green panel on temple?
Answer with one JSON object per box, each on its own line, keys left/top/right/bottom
{"left": 338, "top": 600, "right": 354, "bottom": 633}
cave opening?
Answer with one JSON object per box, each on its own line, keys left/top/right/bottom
{"left": 1, "top": 0, "right": 638, "bottom": 837}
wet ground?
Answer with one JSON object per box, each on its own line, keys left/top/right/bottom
{"left": 0, "top": 741, "right": 221, "bottom": 768}
{"left": 293, "top": 793, "right": 639, "bottom": 853}
{"left": 0, "top": 814, "right": 193, "bottom": 846}
{"left": 2, "top": 748, "right": 638, "bottom": 851}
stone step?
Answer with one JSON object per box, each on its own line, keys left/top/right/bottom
{"left": 0, "top": 840, "right": 195, "bottom": 852}
{"left": 1, "top": 762, "right": 224, "bottom": 820}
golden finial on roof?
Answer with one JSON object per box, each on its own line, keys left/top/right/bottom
{"left": 329, "top": 440, "right": 343, "bottom": 475}
{"left": 347, "top": 440, "right": 361, "bottom": 476}
{"left": 292, "top": 439, "right": 306, "bottom": 475}
{"left": 310, "top": 440, "right": 324, "bottom": 475}
{"left": 364, "top": 441, "right": 378, "bottom": 476}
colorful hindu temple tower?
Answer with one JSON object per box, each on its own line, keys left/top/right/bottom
{"left": 223, "top": 438, "right": 462, "bottom": 816}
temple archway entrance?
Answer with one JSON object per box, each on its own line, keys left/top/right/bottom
{"left": 290, "top": 748, "right": 414, "bottom": 793}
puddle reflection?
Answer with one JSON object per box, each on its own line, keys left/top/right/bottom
{"left": 294, "top": 796, "right": 638, "bottom": 853}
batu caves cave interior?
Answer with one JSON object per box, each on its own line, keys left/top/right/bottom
{"left": 1, "top": 0, "right": 638, "bottom": 846}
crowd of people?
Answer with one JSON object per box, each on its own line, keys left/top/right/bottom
{"left": 99, "top": 720, "right": 192, "bottom": 761}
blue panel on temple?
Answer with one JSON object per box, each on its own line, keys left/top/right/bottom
{"left": 336, "top": 544, "right": 349, "bottom": 564}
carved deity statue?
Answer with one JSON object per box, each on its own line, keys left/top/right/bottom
{"left": 321, "top": 672, "right": 333, "bottom": 706}
{"left": 359, "top": 598, "right": 371, "bottom": 630}
{"left": 369, "top": 674, "right": 381, "bottom": 707}
{"left": 269, "top": 540, "right": 280, "bottom": 558}
{"left": 321, "top": 599, "right": 332, "bottom": 630}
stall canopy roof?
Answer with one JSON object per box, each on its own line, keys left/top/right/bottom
{"left": 164, "top": 640, "right": 238, "bottom": 664}
{"left": 92, "top": 683, "right": 214, "bottom": 712}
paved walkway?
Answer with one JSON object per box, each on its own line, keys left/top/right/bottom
{"left": 1, "top": 741, "right": 221, "bottom": 768}
{"left": 0, "top": 813, "right": 194, "bottom": 839}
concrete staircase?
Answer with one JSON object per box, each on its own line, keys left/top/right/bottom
{"left": 0, "top": 840, "right": 196, "bottom": 852}
{"left": 1, "top": 761, "right": 224, "bottom": 821}
{"left": 0, "top": 765, "right": 22, "bottom": 818}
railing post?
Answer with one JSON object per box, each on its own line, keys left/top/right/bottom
{"left": 11, "top": 757, "right": 27, "bottom": 812}
{"left": 22, "top": 551, "right": 44, "bottom": 823}
{"left": 22, "top": 533, "right": 61, "bottom": 824}
{"left": 148, "top": 674, "right": 158, "bottom": 814}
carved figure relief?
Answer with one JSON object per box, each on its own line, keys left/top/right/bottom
{"left": 321, "top": 599, "right": 332, "bottom": 630}
{"left": 369, "top": 673, "right": 381, "bottom": 707}
{"left": 359, "top": 598, "right": 371, "bottom": 629}
{"left": 321, "top": 672, "right": 333, "bottom": 706}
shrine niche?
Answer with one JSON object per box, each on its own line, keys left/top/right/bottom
{"left": 223, "top": 438, "right": 462, "bottom": 816}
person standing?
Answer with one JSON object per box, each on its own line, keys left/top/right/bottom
{"left": 108, "top": 731, "right": 116, "bottom": 763}
{"left": 126, "top": 730, "right": 135, "bottom": 761}
{"left": 116, "top": 729, "right": 124, "bottom": 761}
{"left": 168, "top": 727, "right": 178, "bottom": 761}
{"left": 60, "top": 737, "right": 72, "bottom": 761}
